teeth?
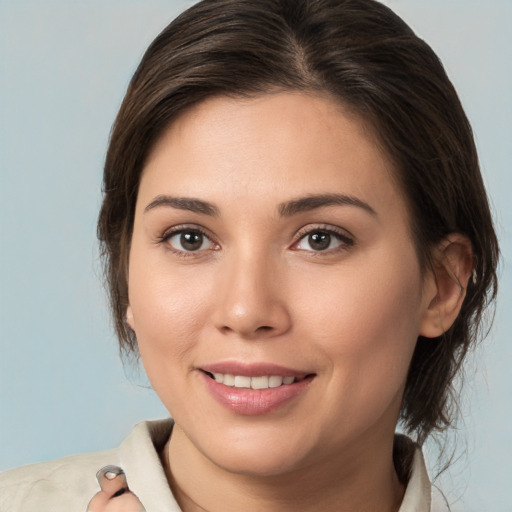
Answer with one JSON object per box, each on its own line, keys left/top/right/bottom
{"left": 223, "top": 374, "right": 235, "bottom": 386}
{"left": 251, "top": 376, "right": 269, "bottom": 389}
{"left": 234, "top": 375, "right": 251, "bottom": 388}
{"left": 269, "top": 375, "right": 283, "bottom": 388}
{"left": 211, "top": 373, "right": 298, "bottom": 389}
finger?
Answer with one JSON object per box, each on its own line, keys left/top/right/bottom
{"left": 87, "top": 490, "right": 110, "bottom": 511}
{"left": 96, "top": 465, "right": 128, "bottom": 496}
{"left": 101, "top": 491, "right": 146, "bottom": 512}
{"left": 88, "top": 488, "right": 146, "bottom": 512}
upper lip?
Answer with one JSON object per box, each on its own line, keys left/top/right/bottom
{"left": 199, "top": 361, "right": 313, "bottom": 379}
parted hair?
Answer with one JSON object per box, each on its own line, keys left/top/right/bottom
{"left": 98, "top": 0, "right": 498, "bottom": 444}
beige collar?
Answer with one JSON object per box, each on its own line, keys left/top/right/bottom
{"left": 120, "top": 419, "right": 441, "bottom": 512}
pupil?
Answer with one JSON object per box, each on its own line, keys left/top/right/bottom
{"left": 309, "top": 232, "right": 330, "bottom": 250}
{"left": 181, "top": 232, "right": 203, "bottom": 251}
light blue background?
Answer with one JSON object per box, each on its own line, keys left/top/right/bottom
{"left": 1, "top": 1, "right": 510, "bottom": 510}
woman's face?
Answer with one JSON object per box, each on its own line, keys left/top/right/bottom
{"left": 127, "top": 92, "right": 436, "bottom": 476}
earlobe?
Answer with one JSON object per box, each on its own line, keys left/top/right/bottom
{"left": 419, "top": 234, "right": 473, "bottom": 338}
{"left": 126, "top": 305, "right": 135, "bottom": 330}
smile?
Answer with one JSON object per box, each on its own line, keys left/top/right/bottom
{"left": 198, "top": 365, "right": 316, "bottom": 415}
{"left": 205, "top": 372, "right": 302, "bottom": 389}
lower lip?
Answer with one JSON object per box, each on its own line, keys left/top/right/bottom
{"left": 200, "top": 372, "right": 314, "bottom": 416}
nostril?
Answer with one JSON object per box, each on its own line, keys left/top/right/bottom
{"left": 256, "top": 325, "right": 273, "bottom": 332}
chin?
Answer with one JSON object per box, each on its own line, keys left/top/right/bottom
{"left": 192, "top": 422, "right": 318, "bottom": 478}
{"left": 209, "top": 445, "right": 307, "bottom": 478}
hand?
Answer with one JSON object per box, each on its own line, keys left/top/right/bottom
{"left": 87, "top": 465, "right": 146, "bottom": 512}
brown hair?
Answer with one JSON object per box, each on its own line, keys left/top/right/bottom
{"left": 98, "top": 0, "right": 498, "bottom": 444}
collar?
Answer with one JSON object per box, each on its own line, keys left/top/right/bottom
{"left": 397, "top": 439, "right": 431, "bottom": 512}
{"left": 120, "top": 419, "right": 180, "bottom": 512}
{"left": 119, "top": 419, "right": 437, "bottom": 511}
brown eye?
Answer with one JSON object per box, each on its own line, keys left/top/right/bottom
{"left": 180, "top": 231, "right": 204, "bottom": 251}
{"left": 293, "top": 228, "right": 353, "bottom": 253}
{"left": 308, "top": 232, "right": 331, "bottom": 251}
{"left": 166, "top": 229, "right": 215, "bottom": 252}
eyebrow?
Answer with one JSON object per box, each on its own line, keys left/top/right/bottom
{"left": 144, "top": 195, "right": 219, "bottom": 216}
{"left": 144, "top": 193, "right": 376, "bottom": 218}
{"left": 278, "top": 193, "right": 377, "bottom": 217}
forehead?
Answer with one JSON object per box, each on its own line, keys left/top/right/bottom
{"left": 138, "top": 92, "right": 406, "bottom": 220}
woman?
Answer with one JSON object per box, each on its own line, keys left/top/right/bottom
{"left": 0, "top": 0, "right": 499, "bottom": 510}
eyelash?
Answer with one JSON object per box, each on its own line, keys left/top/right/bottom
{"left": 157, "top": 224, "right": 354, "bottom": 257}
{"left": 158, "top": 225, "right": 218, "bottom": 258}
{"left": 292, "top": 225, "right": 355, "bottom": 255}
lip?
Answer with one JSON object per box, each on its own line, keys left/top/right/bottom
{"left": 198, "top": 362, "right": 315, "bottom": 416}
{"left": 199, "top": 361, "right": 310, "bottom": 379}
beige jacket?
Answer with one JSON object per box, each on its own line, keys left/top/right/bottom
{"left": 0, "top": 419, "right": 448, "bottom": 511}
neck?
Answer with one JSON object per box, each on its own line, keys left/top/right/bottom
{"left": 160, "top": 424, "right": 405, "bottom": 512}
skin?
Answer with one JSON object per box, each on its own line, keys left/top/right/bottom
{"left": 126, "top": 92, "right": 470, "bottom": 512}
{"left": 87, "top": 466, "right": 145, "bottom": 512}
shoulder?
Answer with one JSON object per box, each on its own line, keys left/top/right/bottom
{"left": 0, "top": 448, "right": 118, "bottom": 512}
{"left": 0, "top": 419, "right": 174, "bottom": 512}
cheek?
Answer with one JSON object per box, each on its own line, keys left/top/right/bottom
{"left": 299, "top": 249, "right": 422, "bottom": 332}
{"left": 127, "top": 257, "right": 216, "bottom": 384}
{"left": 295, "top": 250, "right": 424, "bottom": 402}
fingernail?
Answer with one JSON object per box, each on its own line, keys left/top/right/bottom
{"left": 97, "top": 465, "right": 125, "bottom": 481}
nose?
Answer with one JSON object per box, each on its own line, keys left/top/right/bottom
{"left": 212, "top": 251, "right": 292, "bottom": 340}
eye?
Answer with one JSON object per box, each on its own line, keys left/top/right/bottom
{"left": 164, "top": 228, "right": 217, "bottom": 253}
{"left": 293, "top": 228, "right": 353, "bottom": 252}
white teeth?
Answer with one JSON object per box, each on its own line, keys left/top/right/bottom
{"left": 234, "top": 375, "right": 251, "bottom": 388}
{"left": 268, "top": 375, "right": 283, "bottom": 388}
{"left": 211, "top": 373, "right": 298, "bottom": 389}
{"left": 250, "top": 376, "right": 269, "bottom": 389}
{"left": 223, "top": 374, "right": 235, "bottom": 386}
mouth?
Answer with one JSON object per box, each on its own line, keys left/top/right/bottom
{"left": 198, "top": 362, "right": 316, "bottom": 414}
{"left": 200, "top": 370, "right": 313, "bottom": 390}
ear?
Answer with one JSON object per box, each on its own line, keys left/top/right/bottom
{"left": 420, "top": 234, "right": 473, "bottom": 338}
{"left": 126, "top": 305, "right": 135, "bottom": 330}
